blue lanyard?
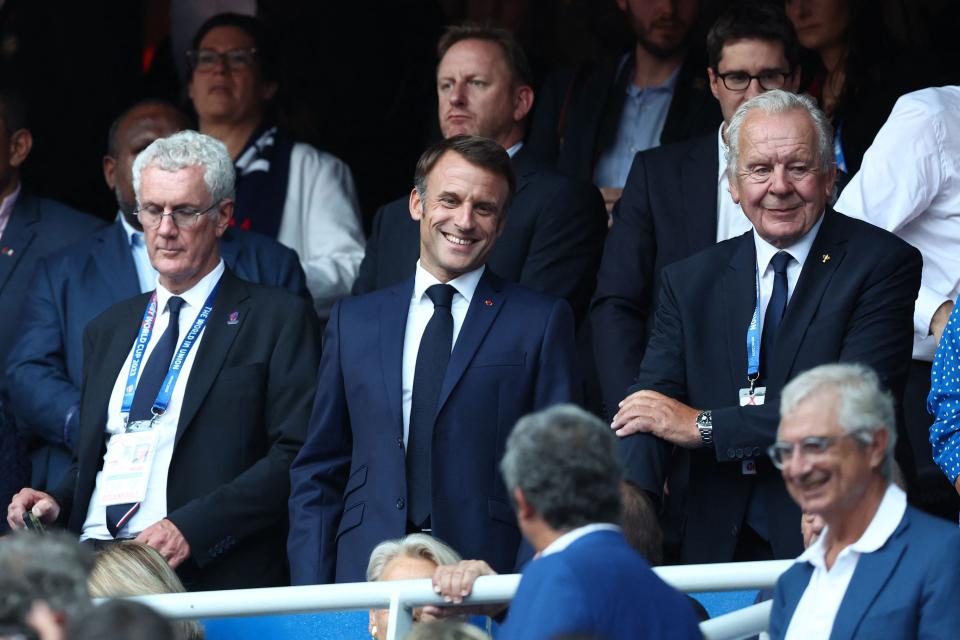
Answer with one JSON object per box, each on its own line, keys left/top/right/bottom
{"left": 834, "top": 121, "right": 847, "bottom": 174}
{"left": 746, "top": 263, "right": 762, "bottom": 391}
{"left": 121, "top": 282, "right": 220, "bottom": 419}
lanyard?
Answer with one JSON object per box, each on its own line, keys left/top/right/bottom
{"left": 746, "top": 263, "right": 762, "bottom": 392}
{"left": 121, "top": 282, "right": 220, "bottom": 420}
{"left": 834, "top": 120, "right": 848, "bottom": 174}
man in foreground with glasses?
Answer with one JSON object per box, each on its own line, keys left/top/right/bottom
{"left": 6, "top": 130, "right": 320, "bottom": 591}
{"left": 768, "top": 363, "right": 960, "bottom": 639}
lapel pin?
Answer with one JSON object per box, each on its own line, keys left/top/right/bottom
{"left": 821, "top": 254, "right": 831, "bottom": 264}
{"left": 484, "top": 299, "right": 494, "bottom": 307}
{"left": 1, "top": 247, "right": 14, "bottom": 256}
{"left": 227, "top": 311, "right": 240, "bottom": 325}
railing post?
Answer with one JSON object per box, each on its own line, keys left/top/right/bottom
{"left": 385, "top": 592, "right": 413, "bottom": 640}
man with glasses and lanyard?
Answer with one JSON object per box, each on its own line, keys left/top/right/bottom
{"left": 6, "top": 130, "right": 320, "bottom": 592}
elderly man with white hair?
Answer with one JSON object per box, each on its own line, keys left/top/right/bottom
{"left": 6, "top": 130, "right": 320, "bottom": 592}
{"left": 769, "top": 363, "right": 960, "bottom": 639}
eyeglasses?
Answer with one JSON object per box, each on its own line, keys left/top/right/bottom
{"left": 767, "top": 431, "right": 871, "bottom": 469}
{"left": 187, "top": 48, "right": 258, "bottom": 71}
{"left": 136, "top": 201, "right": 221, "bottom": 229}
{"left": 716, "top": 70, "right": 791, "bottom": 92}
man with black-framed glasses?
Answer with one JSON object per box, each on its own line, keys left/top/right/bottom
{"left": 769, "top": 363, "right": 960, "bottom": 639}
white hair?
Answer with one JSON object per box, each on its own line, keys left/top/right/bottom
{"left": 366, "top": 534, "right": 462, "bottom": 582}
{"left": 132, "top": 129, "right": 235, "bottom": 206}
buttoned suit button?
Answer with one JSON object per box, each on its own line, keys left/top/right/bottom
{"left": 397, "top": 437, "right": 404, "bottom": 449}
{"left": 396, "top": 497, "right": 405, "bottom": 510}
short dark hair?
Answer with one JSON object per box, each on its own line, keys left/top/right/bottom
{"left": 0, "top": 87, "right": 29, "bottom": 134}
{"left": 68, "top": 600, "right": 175, "bottom": 640}
{"left": 437, "top": 24, "right": 533, "bottom": 87}
{"left": 189, "top": 12, "right": 278, "bottom": 83}
{"left": 500, "top": 405, "right": 622, "bottom": 532}
{"left": 706, "top": 1, "right": 800, "bottom": 71}
{"left": 413, "top": 134, "right": 516, "bottom": 212}
{"left": 106, "top": 99, "right": 189, "bottom": 157}
{"left": 620, "top": 480, "right": 663, "bottom": 565}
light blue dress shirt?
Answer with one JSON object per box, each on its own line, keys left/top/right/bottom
{"left": 119, "top": 213, "right": 158, "bottom": 294}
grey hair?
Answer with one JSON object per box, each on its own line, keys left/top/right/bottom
{"left": 366, "top": 534, "right": 462, "bottom": 582}
{"left": 0, "top": 531, "right": 94, "bottom": 622}
{"left": 725, "top": 90, "right": 835, "bottom": 178}
{"left": 132, "top": 130, "right": 235, "bottom": 206}
{"left": 500, "top": 404, "right": 622, "bottom": 532}
{"left": 780, "top": 363, "right": 897, "bottom": 480}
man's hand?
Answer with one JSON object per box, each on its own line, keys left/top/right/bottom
{"left": 612, "top": 390, "right": 702, "bottom": 448}
{"left": 135, "top": 518, "right": 191, "bottom": 568}
{"left": 6, "top": 488, "right": 60, "bottom": 530}
{"left": 931, "top": 299, "right": 955, "bottom": 346}
{"left": 801, "top": 512, "right": 825, "bottom": 548}
{"left": 599, "top": 187, "right": 623, "bottom": 218}
{"left": 423, "top": 560, "right": 505, "bottom": 619}
{"left": 955, "top": 475, "right": 960, "bottom": 498}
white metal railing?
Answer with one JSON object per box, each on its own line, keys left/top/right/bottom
{"left": 126, "top": 559, "right": 792, "bottom": 640}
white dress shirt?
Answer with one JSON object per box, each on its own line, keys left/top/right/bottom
{"left": 539, "top": 523, "right": 622, "bottom": 558}
{"left": 119, "top": 213, "right": 158, "bottom": 294}
{"left": 753, "top": 213, "right": 824, "bottom": 336}
{"left": 716, "top": 125, "right": 754, "bottom": 243}
{"left": 835, "top": 86, "right": 960, "bottom": 360}
{"left": 400, "top": 262, "right": 484, "bottom": 447}
{"left": 0, "top": 182, "right": 21, "bottom": 241}
{"left": 81, "top": 260, "right": 225, "bottom": 540}
{"left": 784, "top": 484, "right": 907, "bottom": 640}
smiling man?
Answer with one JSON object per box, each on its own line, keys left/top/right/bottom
{"left": 768, "top": 363, "right": 960, "bottom": 639}
{"left": 288, "top": 135, "right": 579, "bottom": 584}
{"left": 610, "top": 91, "right": 921, "bottom": 563}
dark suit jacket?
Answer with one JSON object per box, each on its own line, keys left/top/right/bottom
{"left": 499, "top": 529, "right": 702, "bottom": 640}
{"left": 0, "top": 192, "right": 104, "bottom": 523}
{"left": 622, "top": 210, "right": 921, "bottom": 562}
{"left": 352, "top": 148, "right": 606, "bottom": 324}
{"left": 51, "top": 269, "right": 320, "bottom": 591}
{"left": 526, "top": 52, "right": 721, "bottom": 181}
{"left": 288, "top": 269, "right": 580, "bottom": 584}
{"left": 5, "top": 221, "right": 309, "bottom": 492}
{"left": 769, "top": 504, "right": 960, "bottom": 639}
{"left": 591, "top": 132, "right": 718, "bottom": 420}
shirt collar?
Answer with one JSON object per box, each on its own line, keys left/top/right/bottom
{"left": 540, "top": 523, "right": 622, "bottom": 558}
{"left": 412, "top": 261, "right": 485, "bottom": 306}
{"left": 717, "top": 123, "right": 730, "bottom": 183}
{"left": 505, "top": 142, "right": 524, "bottom": 158}
{"left": 626, "top": 62, "right": 681, "bottom": 97}
{"left": 0, "top": 181, "right": 22, "bottom": 229}
{"left": 795, "top": 483, "right": 906, "bottom": 568}
{"left": 118, "top": 211, "right": 144, "bottom": 246}
{"left": 155, "top": 259, "right": 225, "bottom": 315}
{"left": 753, "top": 210, "right": 825, "bottom": 273}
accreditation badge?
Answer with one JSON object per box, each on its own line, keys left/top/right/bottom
{"left": 100, "top": 429, "right": 160, "bottom": 506}
{"left": 739, "top": 386, "right": 767, "bottom": 406}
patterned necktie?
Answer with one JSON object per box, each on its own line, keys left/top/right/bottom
{"left": 760, "top": 252, "right": 791, "bottom": 379}
{"left": 406, "top": 284, "right": 456, "bottom": 528}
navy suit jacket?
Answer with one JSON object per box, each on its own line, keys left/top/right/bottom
{"left": 591, "top": 133, "right": 717, "bottom": 420}
{"left": 623, "top": 210, "right": 921, "bottom": 562}
{"left": 5, "top": 220, "right": 309, "bottom": 491}
{"left": 288, "top": 269, "right": 580, "bottom": 584}
{"left": 500, "top": 529, "right": 702, "bottom": 640}
{"left": 769, "top": 505, "right": 960, "bottom": 639}
{"left": 0, "top": 192, "right": 103, "bottom": 518}
{"left": 352, "top": 148, "right": 606, "bottom": 324}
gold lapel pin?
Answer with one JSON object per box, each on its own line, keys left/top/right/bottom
{"left": 821, "top": 254, "right": 831, "bottom": 263}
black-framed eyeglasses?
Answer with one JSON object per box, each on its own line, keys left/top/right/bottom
{"left": 186, "top": 48, "right": 258, "bottom": 71}
{"left": 767, "top": 431, "right": 871, "bottom": 469}
{"left": 717, "top": 70, "right": 791, "bottom": 92}
{"left": 136, "top": 201, "right": 221, "bottom": 229}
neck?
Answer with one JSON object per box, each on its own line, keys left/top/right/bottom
{"left": 632, "top": 43, "right": 683, "bottom": 89}
{"left": 199, "top": 120, "right": 260, "bottom": 160}
{"left": 820, "top": 44, "right": 848, "bottom": 76}
{"left": 497, "top": 129, "right": 524, "bottom": 152}
{"left": 527, "top": 521, "right": 563, "bottom": 554}
{"left": 0, "top": 175, "right": 20, "bottom": 201}
{"left": 159, "top": 257, "right": 220, "bottom": 295}
{"left": 823, "top": 476, "right": 888, "bottom": 568}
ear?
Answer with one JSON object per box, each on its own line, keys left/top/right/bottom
{"left": 512, "top": 487, "right": 533, "bottom": 521}
{"left": 823, "top": 162, "right": 837, "bottom": 199}
{"left": 409, "top": 187, "right": 424, "bottom": 222}
{"left": 103, "top": 155, "right": 117, "bottom": 190}
{"left": 707, "top": 67, "right": 721, "bottom": 101}
{"left": 215, "top": 199, "right": 234, "bottom": 237}
{"left": 368, "top": 610, "right": 377, "bottom": 638}
{"left": 8, "top": 129, "right": 32, "bottom": 168}
{"left": 868, "top": 428, "right": 889, "bottom": 472}
{"left": 512, "top": 84, "right": 534, "bottom": 123}
{"left": 728, "top": 169, "right": 742, "bottom": 204}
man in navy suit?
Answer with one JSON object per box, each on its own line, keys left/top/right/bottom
{"left": 611, "top": 91, "right": 921, "bottom": 563}
{"left": 431, "top": 404, "right": 701, "bottom": 640}
{"left": 769, "top": 363, "right": 960, "bottom": 639}
{"left": 288, "top": 135, "right": 579, "bottom": 584}
{"left": 353, "top": 25, "right": 606, "bottom": 324}
{"left": 0, "top": 88, "right": 105, "bottom": 519}
{"left": 5, "top": 100, "right": 308, "bottom": 494}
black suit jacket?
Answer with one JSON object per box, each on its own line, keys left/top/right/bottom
{"left": 591, "top": 133, "right": 717, "bottom": 419}
{"left": 52, "top": 269, "right": 320, "bottom": 591}
{"left": 526, "top": 52, "right": 721, "bottom": 181}
{"left": 352, "top": 148, "right": 606, "bottom": 323}
{"left": 622, "top": 209, "right": 921, "bottom": 563}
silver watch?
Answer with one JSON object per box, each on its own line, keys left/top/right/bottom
{"left": 696, "top": 410, "right": 713, "bottom": 447}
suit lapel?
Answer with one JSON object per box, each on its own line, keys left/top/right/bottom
{"left": 780, "top": 563, "right": 815, "bottom": 631}
{"left": 175, "top": 270, "right": 248, "bottom": 447}
{"left": 436, "top": 270, "right": 505, "bottom": 414}
{"left": 0, "top": 193, "right": 38, "bottom": 293}
{"left": 93, "top": 223, "right": 142, "bottom": 301}
{"left": 829, "top": 515, "right": 910, "bottom": 640}
{"left": 722, "top": 237, "right": 759, "bottom": 392}
{"left": 380, "top": 280, "right": 412, "bottom": 431}
{"left": 510, "top": 147, "right": 538, "bottom": 200}
{"left": 767, "top": 211, "right": 846, "bottom": 390}
{"left": 680, "top": 135, "right": 719, "bottom": 252}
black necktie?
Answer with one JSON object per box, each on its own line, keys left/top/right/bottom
{"left": 106, "top": 296, "right": 184, "bottom": 537}
{"left": 760, "top": 252, "right": 791, "bottom": 379}
{"left": 406, "top": 284, "right": 456, "bottom": 528}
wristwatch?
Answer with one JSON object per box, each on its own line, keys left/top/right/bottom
{"left": 696, "top": 410, "right": 713, "bottom": 447}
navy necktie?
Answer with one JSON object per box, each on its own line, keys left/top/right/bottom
{"left": 760, "top": 252, "right": 791, "bottom": 380}
{"left": 406, "top": 284, "right": 456, "bottom": 528}
{"left": 106, "top": 296, "right": 184, "bottom": 538}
